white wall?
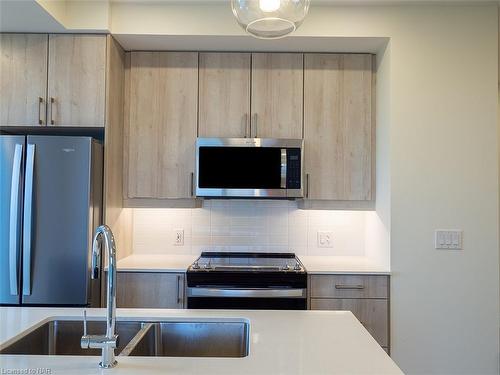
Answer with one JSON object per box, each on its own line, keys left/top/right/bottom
{"left": 109, "top": 4, "right": 499, "bottom": 374}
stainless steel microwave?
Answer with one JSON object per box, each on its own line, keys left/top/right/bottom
{"left": 195, "top": 138, "right": 304, "bottom": 198}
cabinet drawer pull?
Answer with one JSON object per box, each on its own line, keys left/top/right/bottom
{"left": 243, "top": 113, "right": 249, "bottom": 138}
{"left": 38, "top": 97, "right": 44, "bottom": 125}
{"left": 335, "top": 284, "right": 365, "bottom": 290}
{"left": 49, "top": 97, "right": 55, "bottom": 125}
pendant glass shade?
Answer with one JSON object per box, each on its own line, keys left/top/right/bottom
{"left": 231, "top": 0, "right": 311, "bottom": 39}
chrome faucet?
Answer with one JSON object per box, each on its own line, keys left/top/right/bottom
{"left": 81, "top": 225, "right": 119, "bottom": 368}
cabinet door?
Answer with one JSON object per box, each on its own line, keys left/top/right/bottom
{"left": 47, "top": 34, "right": 106, "bottom": 127}
{"left": 304, "top": 54, "right": 373, "bottom": 200}
{"left": 116, "top": 272, "right": 185, "bottom": 308}
{"left": 251, "top": 53, "right": 303, "bottom": 138}
{"left": 310, "top": 298, "right": 388, "bottom": 347}
{"left": 198, "top": 53, "right": 251, "bottom": 137}
{"left": 0, "top": 34, "right": 48, "bottom": 126}
{"left": 126, "top": 52, "right": 198, "bottom": 199}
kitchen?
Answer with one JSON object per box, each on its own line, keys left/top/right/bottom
{"left": 0, "top": 1, "right": 498, "bottom": 374}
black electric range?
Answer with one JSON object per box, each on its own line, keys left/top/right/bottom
{"left": 186, "top": 252, "right": 307, "bottom": 310}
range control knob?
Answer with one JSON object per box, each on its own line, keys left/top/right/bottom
{"left": 283, "top": 264, "right": 290, "bottom": 271}
{"left": 293, "top": 262, "right": 302, "bottom": 271}
{"left": 192, "top": 261, "right": 200, "bottom": 270}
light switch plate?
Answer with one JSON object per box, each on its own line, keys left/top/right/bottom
{"left": 318, "top": 231, "right": 333, "bottom": 248}
{"left": 435, "top": 230, "right": 462, "bottom": 250}
{"left": 174, "top": 229, "right": 184, "bottom": 246}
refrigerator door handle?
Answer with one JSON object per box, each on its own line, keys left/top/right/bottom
{"left": 9, "top": 144, "right": 23, "bottom": 296}
{"left": 22, "top": 144, "right": 35, "bottom": 296}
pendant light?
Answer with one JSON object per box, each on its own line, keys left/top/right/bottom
{"left": 231, "top": 0, "right": 311, "bottom": 39}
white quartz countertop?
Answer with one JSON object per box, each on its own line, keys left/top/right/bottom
{"left": 116, "top": 254, "right": 197, "bottom": 272}
{"left": 0, "top": 307, "right": 401, "bottom": 375}
{"left": 299, "top": 256, "right": 390, "bottom": 275}
{"left": 115, "top": 254, "right": 390, "bottom": 275}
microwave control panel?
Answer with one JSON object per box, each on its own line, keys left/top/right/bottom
{"left": 286, "top": 148, "right": 301, "bottom": 189}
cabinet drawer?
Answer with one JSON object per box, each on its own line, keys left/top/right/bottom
{"left": 310, "top": 298, "right": 388, "bottom": 347}
{"left": 115, "top": 272, "right": 185, "bottom": 309}
{"left": 310, "top": 275, "right": 388, "bottom": 298}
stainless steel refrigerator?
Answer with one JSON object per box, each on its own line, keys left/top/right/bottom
{"left": 0, "top": 135, "right": 103, "bottom": 306}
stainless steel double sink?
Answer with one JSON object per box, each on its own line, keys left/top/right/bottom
{"left": 0, "top": 319, "right": 249, "bottom": 358}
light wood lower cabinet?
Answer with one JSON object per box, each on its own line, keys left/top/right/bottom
{"left": 310, "top": 274, "right": 388, "bottom": 299}
{"left": 310, "top": 298, "right": 388, "bottom": 347}
{"left": 309, "top": 274, "right": 390, "bottom": 352}
{"left": 116, "top": 272, "right": 185, "bottom": 309}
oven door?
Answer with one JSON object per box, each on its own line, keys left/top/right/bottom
{"left": 187, "top": 287, "right": 307, "bottom": 310}
{"left": 195, "top": 138, "right": 303, "bottom": 198}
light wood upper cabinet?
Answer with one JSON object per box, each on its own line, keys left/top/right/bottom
{"left": 47, "top": 34, "right": 106, "bottom": 127}
{"left": 126, "top": 52, "right": 198, "bottom": 199}
{"left": 0, "top": 34, "right": 48, "bottom": 126}
{"left": 251, "top": 53, "right": 303, "bottom": 138}
{"left": 304, "top": 54, "right": 374, "bottom": 201}
{"left": 198, "top": 53, "right": 251, "bottom": 138}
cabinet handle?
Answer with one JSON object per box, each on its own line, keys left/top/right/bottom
{"left": 305, "top": 173, "right": 310, "bottom": 198}
{"left": 38, "top": 97, "right": 44, "bottom": 125}
{"left": 49, "top": 97, "right": 55, "bottom": 125}
{"left": 190, "top": 172, "right": 194, "bottom": 197}
{"left": 176, "top": 275, "right": 182, "bottom": 304}
{"left": 253, "top": 113, "right": 258, "bottom": 137}
{"left": 243, "top": 113, "right": 249, "bottom": 138}
{"left": 335, "top": 284, "right": 365, "bottom": 290}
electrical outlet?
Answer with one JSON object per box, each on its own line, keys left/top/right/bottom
{"left": 317, "top": 231, "right": 333, "bottom": 248}
{"left": 174, "top": 229, "right": 184, "bottom": 246}
{"left": 435, "top": 230, "right": 462, "bottom": 250}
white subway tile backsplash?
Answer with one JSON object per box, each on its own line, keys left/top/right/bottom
{"left": 132, "top": 201, "right": 370, "bottom": 256}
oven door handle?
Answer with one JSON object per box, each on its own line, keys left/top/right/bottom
{"left": 187, "top": 287, "right": 306, "bottom": 298}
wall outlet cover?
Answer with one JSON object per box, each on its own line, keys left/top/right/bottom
{"left": 174, "top": 229, "right": 184, "bottom": 246}
{"left": 317, "top": 231, "right": 334, "bottom": 248}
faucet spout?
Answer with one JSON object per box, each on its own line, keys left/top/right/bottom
{"left": 81, "top": 225, "right": 118, "bottom": 369}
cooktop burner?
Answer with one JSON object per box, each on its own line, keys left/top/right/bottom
{"left": 188, "top": 252, "right": 306, "bottom": 273}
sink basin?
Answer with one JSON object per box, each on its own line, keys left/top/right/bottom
{"left": 0, "top": 319, "right": 249, "bottom": 358}
{"left": 122, "top": 321, "right": 249, "bottom": 358}
{"left": 0, "top": 320, "right": 143, "bottom": 356}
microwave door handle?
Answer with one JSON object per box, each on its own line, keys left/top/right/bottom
{"left": 9, "top": 144, "right": 23, "bottom": 295}
{"left": 280, "top": 149, "right": 287, "bottom": 189}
